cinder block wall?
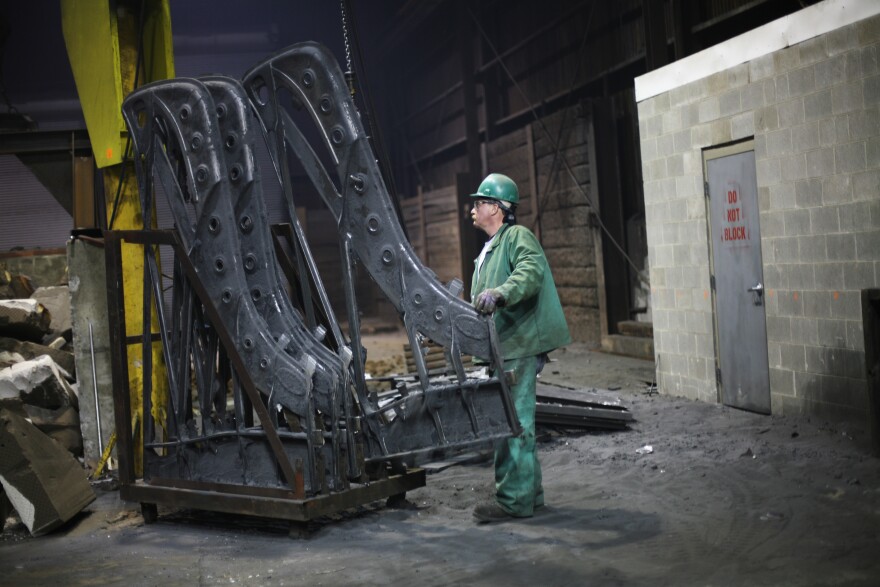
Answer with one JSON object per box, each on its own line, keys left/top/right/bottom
{"left": 637, "top": 13, "right": 879, "bottom": 421}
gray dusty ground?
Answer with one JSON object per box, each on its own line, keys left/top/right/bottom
{"left": 2, "top": 337, "right": 879, "bottom": 586}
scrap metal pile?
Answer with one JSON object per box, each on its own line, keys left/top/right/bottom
{"left": 106, "top": 42, "right": 521, "bottom": 522}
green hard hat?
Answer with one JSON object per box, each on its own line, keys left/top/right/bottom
{"left": 470, "top": 173, "right": 519, "bottom": 206}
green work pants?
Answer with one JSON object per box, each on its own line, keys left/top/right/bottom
{"left": 495, "top": 355, "right": 543, "bottom": 517}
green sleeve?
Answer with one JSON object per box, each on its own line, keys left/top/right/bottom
{"left": 495, "top": 228, "right": 545, "bottom": 306}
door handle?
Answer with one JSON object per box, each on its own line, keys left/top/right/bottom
{"left": 747, "top": 281, "right": 763, "bottom": 305}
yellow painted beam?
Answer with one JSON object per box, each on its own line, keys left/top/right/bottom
{"left": 62, "top": 0, "right": 175, "bottom": 476}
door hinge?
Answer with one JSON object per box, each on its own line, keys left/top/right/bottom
{"left": 710, "top": 275, "right": 716, "bottom": 290}
{"left": 704, "top": 182, "right": 710, "bottom": 198}
{"left": 716, "top": 368, "right": 722, "bottom": 384}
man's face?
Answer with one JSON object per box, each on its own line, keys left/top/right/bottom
{"left": 471, "top": 198, "right": 499, "bottom": 233}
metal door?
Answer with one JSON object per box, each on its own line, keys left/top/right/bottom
{"left": 705, "top": 146, "right": 770, "bottom": 413}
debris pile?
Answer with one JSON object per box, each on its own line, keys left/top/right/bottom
{"left": 0, "top": 267, "right": 93, "bottom": 536}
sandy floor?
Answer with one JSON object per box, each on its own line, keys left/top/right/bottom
{"left": 2, "top": 337, "right": 879, "bottom": 586}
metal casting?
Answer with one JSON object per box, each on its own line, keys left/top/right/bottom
{"left": 109, "top": 42, "right": 520, "bottom": 522}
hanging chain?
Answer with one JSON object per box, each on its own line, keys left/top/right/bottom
{"left": 339, "top": 0, "right": 356, "bottom": 97}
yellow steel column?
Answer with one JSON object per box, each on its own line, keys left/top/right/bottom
{"left": 62, "top": 0, "right": 175, "bottom": 475}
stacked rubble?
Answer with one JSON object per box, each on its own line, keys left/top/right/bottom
{"left": 0, "top": 267, "right": 94, "bottom": 536}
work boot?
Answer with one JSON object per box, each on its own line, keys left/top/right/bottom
{"left": 473, "top": 502, "right": 517, "bottom": 523}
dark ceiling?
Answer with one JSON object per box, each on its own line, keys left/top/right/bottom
{"left": 0, "top": 1, "right": 405, "bottom": 131}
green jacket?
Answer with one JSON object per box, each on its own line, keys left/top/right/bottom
{"left": 471, "top": 224, "right": 571, "bottom": 360}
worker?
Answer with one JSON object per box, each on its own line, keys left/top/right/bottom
{"left": 469, "top": 172, "right": 571, "bottom": 523}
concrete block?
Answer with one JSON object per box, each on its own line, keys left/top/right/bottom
{"left": 687, "top": 355, "right": 708, "bottom": 380}
{"left": 767, "top": 341, "right": 782, "bottom": 368}
{"left": 818, "top": 318, "right": 848, "bottom": 346}
{"left": 826, "top": 24, "right": 860, "bottom": 57}
{"left": 770, "top": 367, "right": 795, "bottom": 394}
{"left": 855, "top": 231, "right": 880, "bottom": 261}
{"left": 710, "top": 120, "right": 731, "bottom": 145}
{"left": 667, "top": 154, "right": 684, "bottom": 177}
{"left": 840, "top": 201, "right": 875, "bottom": 231}
{"left": 749, "top": 53, "right": 776, "bottom": 81}
{"left": 783, "top": 208, "right": 811, "bottom": 235}
{"left": 662, "top": 108, "right": 682, "bottom": 134}
{"left": 657, "top": 133, "right": 675, "bottom": 158}
{"left": 788, "top": 66, "right": 816, "bottom": 97}
{"left": 719, "top": 88, "right": 742, "bottom": 117}
{"left": 677, "top": 332, "right": 696, "bottom": 355}
{"left": 795, "top": 178, "right": 823, "bottom": 208}
{"left": 763, "top": 78, "right": 778, "bottom": 105}
{"left": 775, "top": 74, "right": 792, "bottom": 102}
{"left": 863, "top": 45, "right": 879, "bottom": 77}
{"left": 761, "top": 210, "right": 785, "bottom": 238}
{"left": 640, "top": 137, "right": 658, "bottom": 162}
{"left": 758, "top": 186, "right": 772, "bottom": 212}
{"left": 769, "top": 183, "right": 796, "bottom": 209}
{"left": 810, "top": 207, "right": 841, "bottom": 239}
{"left": 742, "top": 83, "right": 765, "bottom": 110}
{"left": 773, "top": 236, "right": 801, "bottom": 263}
{"left": 757, "top": 157, "right": 782, "bottom": 185}
{"left": 782, "top": 153, "right": 808, "bottom": 181}
{"left": 866, "top": 74, "right": 880, "bottom": 106}
{"left": 763, "top": 262, "right": 787, "bottom": 289}
{"left": 847, "top": 319, "right": 865, "bottom": 351}
{"left": 791, "top": 316, "right": 820, "bottom": 345}
{"left": 804, "top": 89, "right": 833, "bottom": 121}
{"left": 673, "top": 129, "right": 692, "bottom": 153}
{"left": 799, "top": 36, "right": 828, "bottom": 66}
{"left": 867, "top": 136, "right": 880, "bottom": 168}
{"left": 832, "top": 81, "right": 865, "bottom": 115}
{"left": 835, "top": 141, "right": 868, "bottom": 174}
{"left": 844, "top": 261, "right": 876, "bottom": 289}
{"left": 797, "top": 234, "right": 830, "bottom": 263}
{"left": 856, "top": 14, "right": 880, "bottom": 44}
{"left": 0, "top": 408, "right": 95, "bottom": 536}
{"left": 778, "top": 98, "right": 806, "bottom": 127}
{"left": 778, "top": 290, "right": 805, "bottom": 317}
{"left": 766, "top": 128, "right": 793, "bottom": 156}
{"left": 694, "top": 333, "right": 715, "bottom": 359}
{"left": 645, "top": 115, "right": 663, "bottom": 138}
{"left": 814, "top": 262, "right": 844, "bottom": 289}
{"left": 827, "top": 233, "right": 856, "bottom": 261}
{"left": 775, "top": 47, "right": 801, "bottom": 74}
{"left": 792, "top": 120, "right": 819, "bottom": 152}
{"left": 780, "top": 342, "right": 806, "bottom": 371}
{"left": 852, "top": 169, "right": 879, "bottom": 202}
{"left": 830, "top": 290, "right": 861, "bottom": 320}
{"left": 822, "top": 174, "right": 853, "bottom": 204}
{"left": 698, "top": 97, "right": 720, "bottom": 123}
{"left": 806, "top": 147, "right": 835, "bottom": 178}
{"left": 788, "top": 264, "right": 816, "bottom": 289}
{"left": 756, "top": 105, "right": 780, "bottom": 132}
{"left": 767, "top": 315, "right": 791, "bottom": 342}
{"left": 804, "top": 290, "right": 833, "bottom": 319}
{"left": 848, "top": 108, "right": 880, "bottom": 141}
{"left": 674, "top": 288, "right": 693, "bottom": 310}
{"left": 731, "top": 112, "right": 755, "bottom": 140}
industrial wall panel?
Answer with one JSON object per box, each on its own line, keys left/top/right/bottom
{"left": 0, "top": 155, "right": 72, "bottom": 252}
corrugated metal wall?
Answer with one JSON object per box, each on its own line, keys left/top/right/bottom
{"left": 0, "top": 155, "right": 72, "bottom": 251}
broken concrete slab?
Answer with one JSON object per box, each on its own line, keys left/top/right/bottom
{"left": 0, "top": 299, "right": 52, "bottom": 343}
{"left": 0, "top": 355, "right": 78, "bottom": 412}
{"left": 0, "top": 408, "right": 95, "bottom": 536}
{"left": 68, "top": 238, "right": 113, "bottom": 465}
{"left": 0, "top": 336, "right": 76, "bottom": 376}
{"left": 22, "top": 404, "right": 83, "bottom": 457}
{"left": 30, "top": 286, "right": 71, "bottom": 337}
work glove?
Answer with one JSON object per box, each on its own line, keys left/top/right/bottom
{"left": 475, "top": 289, "right": 504, "bottom": 314}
